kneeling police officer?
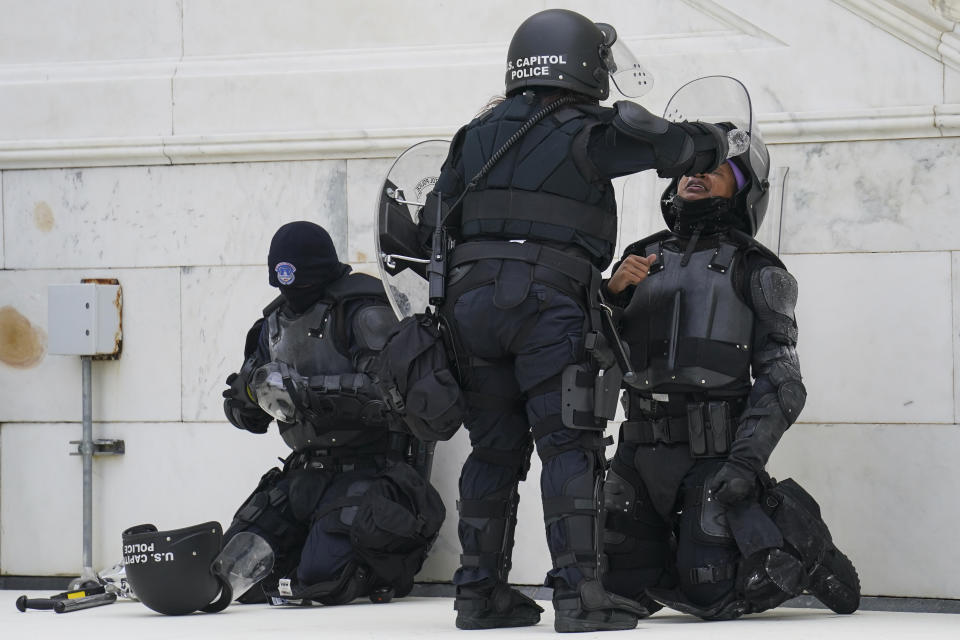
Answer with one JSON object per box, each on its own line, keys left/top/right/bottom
{"left": 602, "top": 119, "right": 861, "bottom": 620}
{"left": 218, "top": 221, "right": 445, "bottom": 606}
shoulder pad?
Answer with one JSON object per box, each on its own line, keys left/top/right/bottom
{"left": 727, "top": 229, "right": 786, "bottom": 269}
{"left": 323, "top": 272, "right": 389, "bottom": 303}
{"left": 756, "top": 266, "right": 798, "bottom": 318}
{"left": 243, "top": 318, "right": 266, "bottom": 358}
{"left": 261, "top": 294, "right": 285, "bottom": 317}
{"left": 750, "top": 265, "right": 799, "bottom": 345}
{"left": 352, "top": 304, "right": 399, "bottom": 352}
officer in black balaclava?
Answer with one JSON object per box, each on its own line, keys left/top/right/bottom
{"left": 601, "top": 140, "right": 862, "bottom": 620}
{"left": 219, "top": 221, "right": 444, "bottom": 608}
{"left": 418, "top": 8, "right": 733, "bottom": 634}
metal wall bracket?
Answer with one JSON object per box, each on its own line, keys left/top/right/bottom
{"left": 69, "top": 439, "right": 126, "bottom": 456}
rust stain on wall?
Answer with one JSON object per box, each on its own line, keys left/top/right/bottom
{"left": 34, "top": 201, "right": 55, "bottom": 232}
{"left": 0, "top": 306, "right": 47, "bottom": 368}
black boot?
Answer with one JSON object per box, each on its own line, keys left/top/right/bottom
{"left": 807, "top": 547, "right": 860, "bottom": 614}
{"left": 552, "top": 579, "right": 647, "bottom": 633}
{"left": 455, "top": 580, "right": 544, "bottom": 630}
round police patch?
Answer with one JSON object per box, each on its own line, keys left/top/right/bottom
{"left": 275, "top": 261, "right": 296, "bottom": 285}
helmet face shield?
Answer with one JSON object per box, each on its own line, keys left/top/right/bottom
{"left": 660, "top": 75, "right": 770, "bottom": 234}
{"left": 601, "top": 30, "right": 653, "bottom": 99}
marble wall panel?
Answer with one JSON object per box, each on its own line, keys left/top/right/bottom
{"left": 954, "top": 252, "right": 960, "bottom": 424}
{"left": 775, "top": 138, "right": 960, "bottom": 254}
{"left": 0, "top": 422, "right": 290, "bottom": 575}
{"left": 2, "top": 161, "right": 348, "bottom": 269}
{"left": 0, "top": 0, "right": 181, "bottom": 64}
{"left": 0, "top": 78, "right": 173, "bottom": 142}
{"left": 946, "top": 67, "right": 960, "bottom": 104}
{"left": 768, "top": 423, "right": 960, "bottom": 599}
{"left": 181, "top": 266, "right": 274, "bottom": 422}
{"left": 182, "top": 0, "right": 521, "bottom": 55}
{"left": 784, "top": 252, "right": 954, "bottom": 425}
{"left": 0, "top": 268, "right": 181, "bottom": 423}
{"left": 172, "top": 65, "right": 501, "bottom": 138}
{"left": 346, "top": 158, "right": 393, "bottom": 266}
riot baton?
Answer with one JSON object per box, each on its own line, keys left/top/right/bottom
{"left": 597, "top": 296, "right": 637, "bottom": 385}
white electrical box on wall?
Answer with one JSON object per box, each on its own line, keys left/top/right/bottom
{"left": 47, "top": 281, "right": 123, "bottom": 357}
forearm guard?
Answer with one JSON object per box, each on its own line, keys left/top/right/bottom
{"left": 728, "top": 266, "right": 806, "bottom": 472}
{"left": 611, "top": 101, "right": 728, "bottom": 178}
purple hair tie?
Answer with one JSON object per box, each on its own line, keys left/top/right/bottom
{"left": 727, "top": 160, "right": 747, "bottom": 190}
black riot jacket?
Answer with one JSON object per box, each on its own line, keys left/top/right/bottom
{"left": 422, "top": 91, "right": 665, "bottom": 270}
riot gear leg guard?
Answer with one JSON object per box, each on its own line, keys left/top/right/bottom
{"left": 602, "top": 459, "right": 670, "bottom": 616}
{"left": 537, "top": 428, "right": 647, "bottom": 632}
{"left": 454, "top": 434, "right": 544, "bottom": 629}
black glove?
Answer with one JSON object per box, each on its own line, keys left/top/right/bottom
{"left": 709, "top": 460, "right": 758, "bottom": 505}
{"left": 665, "top": 121, "right": 730, "bottom": 178}
{"left": 222, "top": 371, "right": 271, "bottom": 433}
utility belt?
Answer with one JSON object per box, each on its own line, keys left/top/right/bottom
{"left": 285, "top": 432, "right": 410, "bottom": 472}
{"left": 448, "top": 240, "right": 598, "bottom": 306}
{"left": 448, "top": 240, "right": 623, "bottom": 430}
{"left": 621, "top": 399, "right": 739, "bottom": 458}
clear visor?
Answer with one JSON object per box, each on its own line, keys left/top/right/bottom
{"left": 662, "top": 75, "right": 768, "bottom": 181}
{"left": 252, "top": 364, "right": 298, "bottom": 423}
{"left": 214, "top": 532, "right": 275, "bottom": 599}
{"left": 596, "top": 24, "right": 653, "bottom": 99}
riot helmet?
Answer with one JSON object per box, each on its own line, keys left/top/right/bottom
{"left": 659, "top": 76, "right": 770, "bottom": 236}
{"left": 504, "top": 9, "right": 652, "bottom": 100}
{"left": 121, "top": 521, "right": 231, "bottom": 615}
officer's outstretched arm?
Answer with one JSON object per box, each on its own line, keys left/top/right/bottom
{"left": 711, "top": 266, "right": 806, "bottom": 504}
{"left": 610, "top": 101, "right": 729, "bottom": 178}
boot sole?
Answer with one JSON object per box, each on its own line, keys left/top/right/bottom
{"left": 456, "top": 614, "right": 541, "bottom": 630}
{"left": 554, "top": 615, "right": 638, "bottom": 633}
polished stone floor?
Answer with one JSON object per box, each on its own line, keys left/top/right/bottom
{"left": 3, "top": 590, "right": 958, "bottom": 639}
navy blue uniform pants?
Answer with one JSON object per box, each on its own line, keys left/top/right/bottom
{"left": 446, "top": 277, "right": 605, "bottom": 591}
{"left": 604, "top": 440, "right": 740, "bottom": 607}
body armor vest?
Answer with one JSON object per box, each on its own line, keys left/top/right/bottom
{"left": 621, "top": 234, "right": 754, "bottom": 395}
{"left": 456, "top": 95, "right": 618, "bottom": 267}
{"left": 264, "top": 274, "right": 391, "bottom": 451}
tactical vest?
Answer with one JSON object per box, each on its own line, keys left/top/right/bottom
{"left": 456, "top": 95, "right": 618, "bottom": 267}
{"left": 620, "top": 233, "right": 754, "bottom": 395}
{"left": 264, "top": 273, "right": 393, "bottom": 451}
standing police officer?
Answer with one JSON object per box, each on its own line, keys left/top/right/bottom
{"left": 419, "top": 9, "right": 731, "bottom": 632}
{"left": 221, "top": 221, "right": 444, "bottom": 606}
{"left": 602, "top": 128, "right": 861, "bottom": 619}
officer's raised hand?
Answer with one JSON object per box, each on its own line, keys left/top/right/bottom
{"left": 607, "top": 253, "right": 657, "bottom": 294}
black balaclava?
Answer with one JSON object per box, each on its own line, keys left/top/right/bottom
{"left": 267, "top": 221, "right": 351, "bottom": 313}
